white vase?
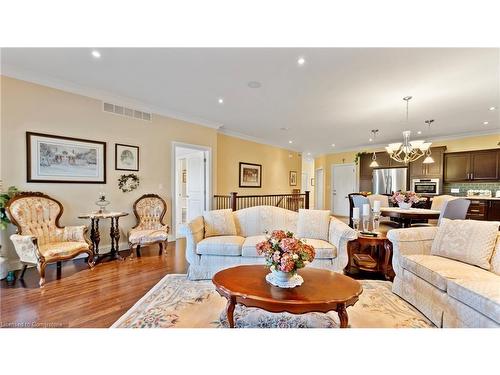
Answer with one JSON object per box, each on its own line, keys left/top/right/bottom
{"left": 272, "top": 269, "right": 294, "bottom": 283}
{"left": 398, "top": 202, "right": 411, "bottom": 209}
{"left": 267, "top": 268, "right": 304, "bottom": 288}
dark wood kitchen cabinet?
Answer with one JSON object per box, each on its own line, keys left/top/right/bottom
{"left": 409, "top": 146, "right": 446, "bottom": 178}
{"left": 487, "top": 200, "right": 500, "bottom": 221}
{"left": 466, "top": 199, "right": 500, "bottom": 221}
{"left": 444, "top": 149, "right": 499, "bottom": 182}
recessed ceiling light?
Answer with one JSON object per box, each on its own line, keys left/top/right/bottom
{"left": 297, "top": 57, "right": 306, "bottom": 66}
{"left": 288, "top": 140, "right": 293, "bottom": 144}
{"left": 248, "top": 81, "right": 262, "bottom": 89}
{"left": 91, "top": 50, "right": 101, "bottom": 58}
{"left": 489, "top": 106, "right": 496, "bottom": 111}
{"left": 369, "top": 138, "right": 373, "bottom": 142}
{"left": 331, "top": 143, "right": 336, "bottom": 147}
{"left": 307, "top": 152, "right": 311, "bottom": 156}
{"left": 483, "top": 121, "right": 489, "bottom": 125}
{"left": 280, "top": 127, "right": 290, "bottom": 131}
{"left": 218, "top": 98, "right": 224, "bottom": 104}
{"left": 417, "top": 130, "right": 422, "bottom": 135}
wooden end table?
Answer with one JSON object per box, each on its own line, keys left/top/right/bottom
{"left": 212, "top": 265, "right": 363, "bottom": 328}
{"left": 346, "top": 233, "right": 394, "bottom": 281}
{"left": 78, "top": 211, "right": 129, "bottom": 264}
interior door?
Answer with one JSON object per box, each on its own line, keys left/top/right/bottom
{"left": 186, "top": 152, "right": 205, "bottom": 221}
{"left": 315, "top": 168, "right": 324, "bottom": 209}
{"left": 332, "top": 164, "right": 357, "bottom": 216}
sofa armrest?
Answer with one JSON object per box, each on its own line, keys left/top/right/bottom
{"left": 63, "top": 225, "right": 87, "bottom": 242}
{"left": 387, "top": 227, "right": 438, "bottom": 278}
{"left": 386, "top": 227, "right": 437, "bottom": 256}
{"left": 182, "top": 216, "right": 205, "bottom": 265}
{"left": 10, "top": 234, "right": 40, "bottom": 264}
{"left": 328, "top": 217, "right": 358, "bottom": 270}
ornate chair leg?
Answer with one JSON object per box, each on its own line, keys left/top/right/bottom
{"left": 19, "top": 264, "right": 28, "bottom": 279}
{"left": 136, "top": 244, "right": 141, "bottom": 258}
{"left": 158, "top": 242, "right": 163, "bottom": 255}
{"left": 128, "top": 243, "right": 135, "bottom": 259}
{"left": 38, "top": 262, "right": 47, "bottom": 287}
{"left": 86, "top": 250, "right": 95, "bottom": 268}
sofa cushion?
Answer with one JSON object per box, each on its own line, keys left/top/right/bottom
{"left": 431, "top": 218, "right": 500, "bottom": 269}
{"left": 447, "top": 276, "right": 500, "bottom": 324}
{"left": 233, "top": 206, "right": 298, "bottom": 237}
{"left": 400, "top": 254, "right": 493, "bottom": 291}
{"left": 241, "top": 235, "right": 267, "bottom": 257}
{"left": 203, "top": 209, "right": 237, "bottom": 238}
{"left": 302, "top": 238, "right": 337, "bottom": 259}
{"left": 39, "top": 241, "right": 89, "bottom": 259}
{"left": 196, "top": 236, "right": 245, "bottom": 256}
{"left": 490, "top": 234, "right": 500, "bottom": 276}
{"left": 297, "top": 209, "right": 330, "bottom": 241}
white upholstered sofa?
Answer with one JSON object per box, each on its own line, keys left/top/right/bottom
{"left": 183, "top": 206, "right": 357, "bottom": 280}
{"left": 388, "top": 219, "right": 500, "bottom": 328}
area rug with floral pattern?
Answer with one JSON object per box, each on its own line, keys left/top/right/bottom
{"left": 112, "top": 274, "right": 434, "bottom": 328}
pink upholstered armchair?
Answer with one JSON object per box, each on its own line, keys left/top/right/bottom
{"left": 128, "top": 194, "right": 169, "bottom": 258}
{"left": 5, "top": 192, "right": 94, "bottom": 287}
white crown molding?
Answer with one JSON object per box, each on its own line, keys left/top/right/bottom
{"left": 217, "top": 127, "right": 300, "bottom": 153}
{"left": 316, "top": 129, "right": 500, "bottom": 158}
{"left": 1, "top": 65, "right": 223, "bottom": 130}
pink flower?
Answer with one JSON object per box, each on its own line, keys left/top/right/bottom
{"left": 280, "top": 237, "right": 299, "bottom": 253}
{"left": 256, "top": 241, "right": 271, "bottom": 255}
{"left": 301, "top": 244, "right": 315, "bottom": 262}
{"left": 272, "top": 251, "right": 281, "bottom": 263}
{"left": 280, "top": 253, "right": 295, "bottom": 272}
{"left": 271, "top": 230, "right": 287, "bottom": 241}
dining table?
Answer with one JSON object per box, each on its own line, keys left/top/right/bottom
{"left": 379, "top": 207, "right": 441, "bottom": 228}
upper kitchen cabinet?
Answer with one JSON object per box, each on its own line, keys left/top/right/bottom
{"left": 444, "top": 149, "right": 499, "bottom": 182}
{"left": 409, "top": 146, "right": 446, "bottom": 178}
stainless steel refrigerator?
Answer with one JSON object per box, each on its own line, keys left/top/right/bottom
{"left": 372, "top": 167, "right": 408, "bottom": 195}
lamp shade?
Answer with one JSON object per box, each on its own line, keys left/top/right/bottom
{"left": 369, "top": 160, "right": 379, "bottom": 167}
{"left": 423, "top": 155, "right": 435, "bottom": 164}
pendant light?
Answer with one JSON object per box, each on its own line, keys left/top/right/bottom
{"left": 369, "top": 129, "right": 379, "bottom": 167}
{"left": 422, "top": 119, "right": 435, "bottom": 164}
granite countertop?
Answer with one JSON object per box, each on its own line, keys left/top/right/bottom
{"left": 462, "top": 196, "right": 500, "bottom": 201}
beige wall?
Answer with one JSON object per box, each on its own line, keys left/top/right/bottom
{"left": 315, "top": 133, "right": 500, "bottom": 212}
{"left": 217, "top": 133, "right": 302, "bottom": 195}
{"left": 0, "top": 76, "right": 218, "bottom": 263}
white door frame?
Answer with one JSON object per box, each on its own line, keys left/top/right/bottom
{"left": 314, "top": 167, "right": 324, "bottom": 209}
{"left": 330, "top": 162, "right": 357, "bottom": 215}
{"left": 171, "top": 141, "right": 213, "bottom": 239}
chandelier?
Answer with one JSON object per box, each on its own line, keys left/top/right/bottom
{"left": 385, "top": 96, "right": 432, "bottom": 164}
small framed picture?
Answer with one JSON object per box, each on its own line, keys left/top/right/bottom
{"left": 115, "top": 143, "right": 139, "bottom": 171}
{"left": 289, "top": 171, "right": 297, "bottom": 186}
{"left": 239, "top": 162, "right": 262, "bottom": 188}
{"left": 26, "top": 132, "right": 106, "bottom": 183}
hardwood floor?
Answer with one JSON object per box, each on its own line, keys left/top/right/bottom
{"left": 0, "top": 240, "right": 188, "bottom": 328}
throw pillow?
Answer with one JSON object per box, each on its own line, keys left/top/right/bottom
{"left": 297, "top": 209, "right": 331, "bottom": 241}
{"left": 490, "top": 234, "right": 500, "bottom": 276}
{"left": 431, "top": 218, "right": 500, "bottom": 269}
{"left": 203, "top": 209, "right": 237, "bottom": 238}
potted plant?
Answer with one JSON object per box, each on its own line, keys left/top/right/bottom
{"left": 391, "top": 191, "right": 420, "bottom": 209}
{"left": 256, "top": 230, "right": 315, "bottom": 288}
{"left": 0, "top": 186, "right": 19, "bottom": 230}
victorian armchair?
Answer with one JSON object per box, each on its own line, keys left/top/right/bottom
{"left": 128, "top": 194, "right": 169, "bottom": 258}
{"left": 5, "top": 192, "right": 94, "bottom": 287}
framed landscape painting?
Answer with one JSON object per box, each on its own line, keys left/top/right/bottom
{"left": 26, "top": 132, "right": 106, "bottom": 183}
{"left": 239, "top": 162, "right": 262, "bottom": 188}
{"left": 289, "top": 170, "right": 297, "bottom": 186}
{"left": 115, "top": 143, "right": 139, "bottom": 171}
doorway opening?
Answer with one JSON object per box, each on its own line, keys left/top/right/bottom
{"left": 172, "top": 143, "right": 212, "bottom": 238}
{"left": 331, "top": 163, "right": 357, "bottom": 217}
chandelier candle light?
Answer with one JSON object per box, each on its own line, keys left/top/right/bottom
{"left": 385, "top": 96, "right": 433, "bottom": 164}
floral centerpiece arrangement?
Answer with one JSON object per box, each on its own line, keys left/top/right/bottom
{"left": 256, "top": 230, "right": 315, "bottom": 288}
{"left": 391, "top": 191, "right": 420, "bottom": 209}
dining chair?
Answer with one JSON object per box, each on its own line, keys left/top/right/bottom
{"left": 412, "top": 195, "right": 458, "bottom": 227}
{"left": 437, "top": 198, "right": 471, "bottom": 225}
{"left": 348, "top": 193, "right": 369, "bottom": 228}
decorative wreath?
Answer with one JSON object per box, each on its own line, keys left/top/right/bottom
{"left": 118, "top": 174, "right": 140, "bottom": 193}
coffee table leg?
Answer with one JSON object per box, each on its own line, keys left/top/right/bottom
{"left": 337, "top": 304, "right": 348, "bottom": 328}
{"left": 226, "top": 297, "right": 236, "bottom": 328}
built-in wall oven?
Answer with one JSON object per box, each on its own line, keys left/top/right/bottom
{"left": 411, "top": 178, "right": 440, "bottom": 195}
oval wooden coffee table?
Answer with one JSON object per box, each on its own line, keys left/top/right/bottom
{"left": 212, "top": 265, "right": 363, "bottom": 328}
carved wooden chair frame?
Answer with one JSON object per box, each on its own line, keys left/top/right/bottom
{"left": 5, "top": 192, "right": 94, "bottom": 286}
{"left": 129, "top": 193, "right": 169, "bottom": 258}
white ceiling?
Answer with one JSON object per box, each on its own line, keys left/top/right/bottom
{"left": 2, "top": 48, "right": 499, "bottom": 155}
